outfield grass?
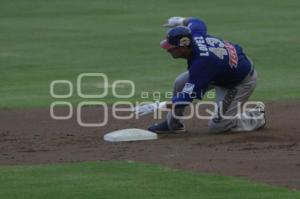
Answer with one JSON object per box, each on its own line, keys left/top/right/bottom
{"left": 0, "top": 161, "right": 299, "bottom": 199}
{"left": 0, "top": 0, "right": 299, "bottom": 108}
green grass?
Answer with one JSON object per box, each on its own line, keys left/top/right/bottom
{"left": 0, "top": 0, "right": 299, "bottom": 108}
{"left": 0, "top": 161, "right": 299, "bottom": 199}
{"left": 1, "top": 2, "right": 299, "bottom": 197}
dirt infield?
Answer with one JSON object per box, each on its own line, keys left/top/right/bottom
{"left": 0, "top": 101, "right": 299, "bottom": 189}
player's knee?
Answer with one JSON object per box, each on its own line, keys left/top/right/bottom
{"left": 173, "top": 78, "right": 184, "bottom": 92}
{"left": 173, "top": 72, "right": 189, "bottom": 93}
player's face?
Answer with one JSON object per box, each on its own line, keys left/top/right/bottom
{"left": 167, "top": 47, "right": 190, "bottom": 59}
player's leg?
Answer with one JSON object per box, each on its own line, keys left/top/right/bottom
{"left": 208, "top": 86, "right": 237, "bottom": 133}
{"left": 167, "top": 71, "right": 189, "bottom": 130}
{"left": 148, "top": 71, "right": 189, "bottom": 133}
{"left": 231, "top": 101, "right": 266, "bottom": 132}
{"left": 208, "top": 70, "right": 265, "bottom": 133}
{"left": 230, "top": 70, "right": 266, "bottom": 132}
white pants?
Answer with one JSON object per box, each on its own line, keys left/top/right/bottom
{"left": 167, "top": 70, "right": 265, "bottom": 133}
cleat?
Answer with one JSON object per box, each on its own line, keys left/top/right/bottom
{"left": 255, "top": 103, "right": 266, "bottom": 130}
{"left": 148, "top": 120, "right": 186, "bottom": 134}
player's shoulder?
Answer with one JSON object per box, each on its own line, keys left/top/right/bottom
{"left": 186, "top": 17, "right": 207, "bottom": 36}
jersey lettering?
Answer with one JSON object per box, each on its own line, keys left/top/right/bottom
{"left": 193, "top": 36, "right": 239, "bottom": 68}
{"left": 224, "top": 41, "right": 238, "bottom": 68}
{"left": 194, "top": 36, "right": 209, "bottom": 56}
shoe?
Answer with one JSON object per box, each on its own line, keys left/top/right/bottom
{"left": 148, "top": 120, "right": 186, "bottom": 134}
{"left": 255, "top": 103, "right": 266, "bottom": 129}
{"left": 255, "top": 103, "right": 265, "bottom": 114}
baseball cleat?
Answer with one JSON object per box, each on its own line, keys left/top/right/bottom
{"left": 148, "top": 120, "right": 187, "bottom": 134}
{"left": 255, "top": 103, "right": 266, "bottom": 129}
{"left": 255, "top": 103, "right": 265, "bottom": 114}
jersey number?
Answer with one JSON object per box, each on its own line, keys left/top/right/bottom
{"left": 205, "top": 37, "right": 238, "bottom": 68}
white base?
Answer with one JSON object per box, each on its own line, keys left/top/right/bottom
{"left": 104, "top": 128, "right": 158, "bottom": 142}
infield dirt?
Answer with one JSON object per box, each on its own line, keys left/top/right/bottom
{"left": 0, "top": 101, "right": 299, "bottom": 189}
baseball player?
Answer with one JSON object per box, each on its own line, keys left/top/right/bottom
{"left": 134, "top": 17, "right": 266, "bottom": 134}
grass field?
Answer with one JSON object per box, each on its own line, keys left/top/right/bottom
{"left": 0, "top": 0, "right": 299, "bottom": 108}
{"left": 0, "top": 161, "right": 299, "bottom": 199}
{"left": 0, "top": 0, "right": 299, "bottom": 198}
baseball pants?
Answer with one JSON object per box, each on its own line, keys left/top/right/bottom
{"left": 166, "top": 69, "right": 265, "bottom": 133}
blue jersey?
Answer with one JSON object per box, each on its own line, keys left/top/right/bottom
{"left": 173, "top": 18, "right": 252, "bottom": 103}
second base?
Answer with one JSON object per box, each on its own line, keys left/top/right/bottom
{"left": 104, "top": 128, "right": 158, "bottom": 142}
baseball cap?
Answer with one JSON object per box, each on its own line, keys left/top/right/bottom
{"left": 160, "top": 39, "right": 177, "bottom": 50}
{"left": 160, "top": 26, "right": 192, "bottom": 50}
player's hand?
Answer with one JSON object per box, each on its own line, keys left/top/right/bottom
{"left": 163, "top": 16, "right": 185, "bottom": 28}
{"left": 133, "top": 101, "right": 167, "bottom": 116}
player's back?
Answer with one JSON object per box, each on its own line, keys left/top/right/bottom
{"left": 187, "top": 18, "right": 252, "bottom": 88}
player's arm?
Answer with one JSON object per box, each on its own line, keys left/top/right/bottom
{"left": 183, "top": 17, "right": 207, "bottom": 35}
{"left": 172, "top": 58, "right": 212, "bottom": 103}
{"left": 133, "top": 62, "right": 213, "bottom": 116}
{"left": 172, "top": 78, "right": 209, "bottom": 104}
{"left": 132, "top": 101, "right": 171, "bottom": 116}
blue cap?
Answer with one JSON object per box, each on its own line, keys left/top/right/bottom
{"left": 160, "top": 26, "right": 192, "bottom": 50}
